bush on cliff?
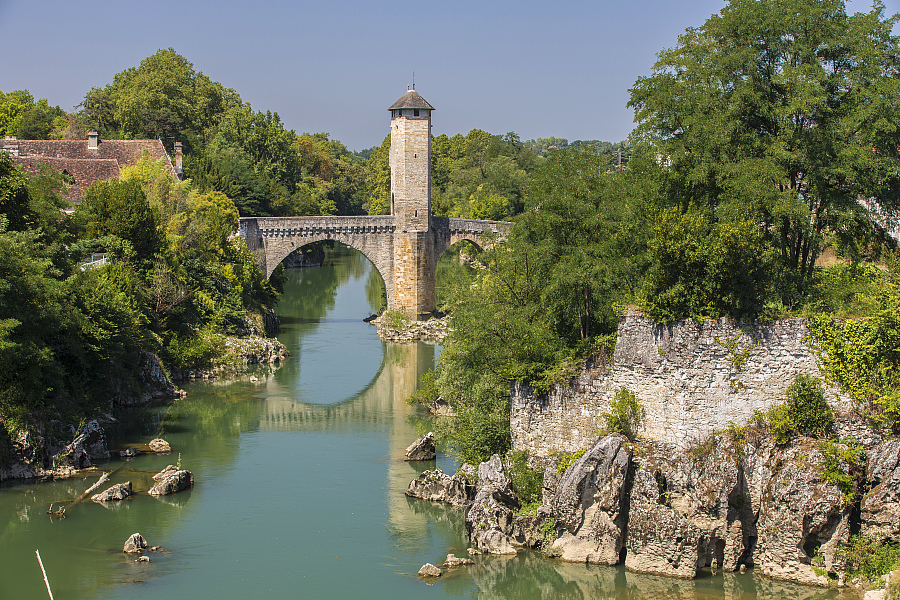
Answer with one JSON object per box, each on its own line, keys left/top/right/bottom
{"left": 806, "top": 252, "right": 900, "bottom": 431}
{"left": 838, "top": 534, "right": 900, "bottom": 584}
{"left": 601, "top": 387, "right": 643, "bottom": 441}
{"left": 764, "top": 374, "right": 833, "bottom": 445}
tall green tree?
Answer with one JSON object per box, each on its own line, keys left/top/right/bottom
{"left": 365, "top": 135, "right": 391, "bottom": 215}
{"left": 629, "top": 0, "right": 900, "bottom": 292}
{"left": 77, "top": 179, "right": 163, "bottom": 262}
{"left": 83, "top": 48, "right": 241, "bottom": 152}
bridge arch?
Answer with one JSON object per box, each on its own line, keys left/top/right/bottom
{"left": 238, "top": 216, "right": 398, "bottom": 309}
{"left": 238, "top": 215, "right": 510, "bottom": 319}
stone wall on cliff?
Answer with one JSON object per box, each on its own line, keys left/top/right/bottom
{"left": 511, "top": 311, "right": 849, "bottom": 454}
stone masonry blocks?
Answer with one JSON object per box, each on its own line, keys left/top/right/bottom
{"left": 237, "top": 216, "right": 509, "bottom": 320}
{"left": 511, "top": 311, "right": 850, "bottom": 456}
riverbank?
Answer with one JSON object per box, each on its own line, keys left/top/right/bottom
{"left": 0, "top": 314, "right": 288, "bottom": 483}
{"left": 407, "top": 413, "right": 900, "bottom": 594}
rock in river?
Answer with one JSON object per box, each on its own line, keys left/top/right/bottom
{"left": 149, "top": 438, "right": 171, "bottom": 453}
{"left": 124, "top": 533, "right": 148, "bottom": 553}
{"left": 418, "top": 563, "right": 442, "bottom": 577}
{"left": 405, "top": 432, "right": 436, "bottom": 461}
{"left": 406, "top": 466, "right": 476, "bottom": 507}
{"left": 148, "top": 469, "right": 193, "bottom": 496}
{"left": 92, "top": 481, "right": 133, "bottom": 502}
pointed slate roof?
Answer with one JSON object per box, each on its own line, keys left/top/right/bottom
{"left": 388, "top": 89, "right": 435, "bottom": 111}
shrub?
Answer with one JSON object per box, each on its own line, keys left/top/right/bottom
{"left": 838, "top": 534, "right": 900, "bottom": 583}
{"left": 767, "top": 404, "right": 796, "bottom": 445}
{"left": 506, "top": 450, "right": 544, "bottom": 512}
{"left": 555, "top": 448, "right": 587, "bottom": 475}
{"left": 821, "top": 437, "right": 865, "bottom": 503}
{"left": 166, "top": 325, "right": 224, "bottom": 369}
{"left": 602, "top": 387, "right": 643, "bottom": 441}
{"left": 407, "top": 366, "right": 440, "bottom": 406}
{"left": 381, "top": 308, "right": 409, "bottom": 330}
{"left": 763, "top": 374, "right": 833, "bottom": 445}
{"left": 786, "top": 374, "right": 833, "bottom": 438}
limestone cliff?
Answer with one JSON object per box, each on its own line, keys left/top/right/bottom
{"left": 407, "top": 426, "right": 900, "bottom": 588}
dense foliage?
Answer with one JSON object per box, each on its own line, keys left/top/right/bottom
{"left": 0, "top": 90, "right": 66, "bottom": 140}
{"left": 0, "top": 151, "right": 277, "bottom": 458}
{"left": 629, "top": 0, "right": 900, "bottom": 298}
{"left": 428, "top": 0, "right": 900, "bottom": 464}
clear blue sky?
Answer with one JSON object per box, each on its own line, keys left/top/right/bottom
{"left": 1, "top": 0, "right": 896, "bottom": 151}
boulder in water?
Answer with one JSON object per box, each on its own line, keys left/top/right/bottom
{"left": 92, "top": 481, "right": 133, "bottom": 502}
{"left": 124, "top": 533, "right": 148, "bottom": 553}
{"left": 148, "top": 469, "right": 193, "bottom": 495}
{"left": 148, "top": 438, "right": 171, "bottom": 453}
{"left": 405, "top": 432, "right": 436, "bottom": 461}
{"left": 418, "top": 563, "right": 442, "bottom": 577}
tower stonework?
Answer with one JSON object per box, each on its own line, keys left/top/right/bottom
{"left": 389, "top": 89, "right": 436, "bottom": 319}
{"left": 237, "top": 90, "right": 510, "bottom": 323}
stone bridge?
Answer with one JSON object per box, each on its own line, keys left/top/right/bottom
{"left": 237, "top": 87, "right": 513, "bottom": 319}
{"left": 237, "top": 215, "right": 509, "bottom": 318}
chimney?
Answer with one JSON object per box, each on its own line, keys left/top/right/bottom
{"left": 88, "top": 131, "right": 99, "bottom": 150}
{"left": 174, "top": 141, "right": 184, "bottom": 179}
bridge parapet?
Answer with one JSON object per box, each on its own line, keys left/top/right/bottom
{"left": 434, "top": 217, "right": 511, "bottom": 257}
{"left": 236, "top": 215, "right": 511, "bottom": 319}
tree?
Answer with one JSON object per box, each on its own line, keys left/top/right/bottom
{"left": 0, "top": 153, "right": 33, "bottom": 231}
{"left": 77, "top": 179, "right": 163, "bottom": 262}
{"left": 84, "top": 48, "right": 241, "bottom": 152}
{"left": 629, "top": 0, "right": 900, "bottom": 293}
{"left": 365, "top": 135, "right": 391, "bottom": 215}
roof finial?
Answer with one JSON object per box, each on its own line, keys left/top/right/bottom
{"left": 412, "top": 71, "right": 415, "bottom": 91}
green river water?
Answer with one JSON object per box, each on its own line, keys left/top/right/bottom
{"left": 0, "top": 246, "right": 858, "bottom": 599}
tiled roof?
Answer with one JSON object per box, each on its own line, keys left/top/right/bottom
{"left": 388, "top": 90, "right": 435, "bottom": 111}
{"left": 2, "top": 137, "right": 177, "bottom": 205}
{"left": 15, "top": 156, "right": 121, "bottom": 206}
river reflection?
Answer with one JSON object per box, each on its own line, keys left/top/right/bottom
{"left": 0, "top": 246, "right": 860, "bottom": 599}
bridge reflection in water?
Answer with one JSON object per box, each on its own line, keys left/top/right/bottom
{"left": 256, "top": 340, "right": 443, "bottom": 551}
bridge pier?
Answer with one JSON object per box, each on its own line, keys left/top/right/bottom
{"left": 393, "top": 231, "right": 436, "bottom": 320}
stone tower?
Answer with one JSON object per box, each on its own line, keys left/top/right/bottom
{"left": 388, "top": 88, "right": 436, "bottom": 319}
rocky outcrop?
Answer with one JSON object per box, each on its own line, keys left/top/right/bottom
{"left": 405, "top": 425, "right": 900, "bottom": 588}
{"left": 53, "top": 420, "right": 109, "bottom": 469}
{"left": 149, "top": 438, "right": 171, "bottom": 453}
{"left": 154, "top": 464, "right": 179, "bottom": 481}
{"left": 92, "top": 481, "right": 133, "bottom": 502}
{"left": 465, "top": 455, "right": 521, "bottom": 555}
{"left": 862, "top": 438, "right": 900, "bottom": 539}
{"left": 550, "top": 435, "right": 632, "bottom": 565}
{"left": 1, "top": 350, "right": 182, "bottom": 482}
{"left": 405, "top": 432, "right": 436, "bottom": 461}
{"left": 405, "top": 465, "right": 476, "bottom": 507}
{"left": 148, "top": 469, "right": 193, "bottom": 495}
{"left": 372, "top": 314, "right": 451, "bottom": 342}
{"left": 748, "top": 440, "right": 850, "bottom": 585}
{"left": 625, "top": 440, "right": 748, "bottom": 578}
{"left": 124, "top": 533, "right": 148, "bottom": 553}
{"left": 169, "top": 336, "right": 289, "bottom": 382}
{"left": 443, "top": 553, "right": 474, "bottom": 567}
